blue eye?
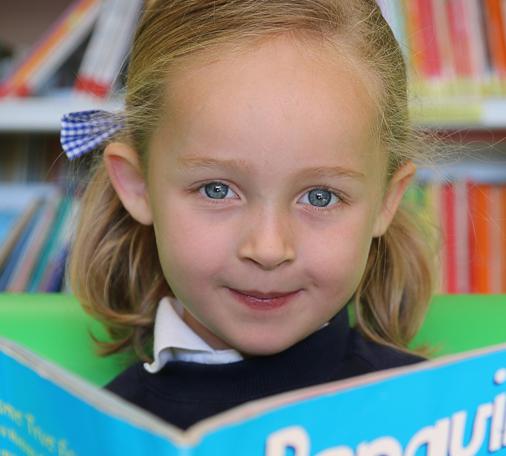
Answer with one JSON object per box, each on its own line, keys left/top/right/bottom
{"left": 201, "top": 182, "right": 236, "bottom": 199}
{"left": 300, "top": 188, "right": 339, "bottom": 208}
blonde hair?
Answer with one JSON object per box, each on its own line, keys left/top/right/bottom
{"left": 68, "top": 0, "right": 437, "bottom": 361}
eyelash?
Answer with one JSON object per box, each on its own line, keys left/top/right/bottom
{"left": 195, "top": 181, "right": 347, "bottom": 211}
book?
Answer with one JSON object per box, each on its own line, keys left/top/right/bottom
{"left": 0, "top": 183, "right": 56, "bottom": 271}
{"left": 0, "top": 200, "right": 45, "bottom": 291}
{"left": 490, "top": 185, "right": 504, "bottom": 293}
{"left": 0, "top": 0, "right": 101, "bottom": 97}
{"left": 484, "top": 0, "right": 506, "bottom": 82}
{"left": 74, "top": 0, "right": 143, "bottom": 98}
{"left": 454, "top": 179, "right": 470, "bottom": 293}
{"left": 1, "top": 338, "right": 506, "bottom": 455}
{"left": 468, "top": 182, "right": 492, "bottom": 293}
{"left": 6, "top": 192, "right": 62, "bottom": 292}
{"left": 409, "top": 164, "right": 506, "bottom": 295}
{"left": 27, "top": 195, "right": 73, "bottom": 292}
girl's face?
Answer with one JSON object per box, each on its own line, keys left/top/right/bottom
{"left": 115, "top": 36, "right": 414, "bottom": 355}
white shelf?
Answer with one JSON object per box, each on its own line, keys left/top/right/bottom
{"left": 1, "top": 96, "right": 506, "bottom": 132}
{"left": 0, "top": 97, "right": 124, "bottom": 132}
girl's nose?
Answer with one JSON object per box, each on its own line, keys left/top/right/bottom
{"left": 237, "top": 208, "right": 296, "bottom": 270}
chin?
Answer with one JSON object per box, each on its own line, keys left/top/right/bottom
{"left": 232, "top": 335, "right": 300, "bottom": 357}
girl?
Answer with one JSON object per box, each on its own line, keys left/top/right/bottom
{"left": 62, "top": 0, "right": 437, "bottom": 430}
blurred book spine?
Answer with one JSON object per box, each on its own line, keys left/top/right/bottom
{"left": 0, "top": 0, "right": 142, "bottom": 100}
{"left": 407, "top": 171, "right": 506, "bottom": 294}
{"left": 379, "top": 0, "right": 506, "bottom": 98}
{"left": 0, "top": 184, "right": 78, "bottom": 293}
{"left": 0, "top": 0, "right": 101, "bottom": 98}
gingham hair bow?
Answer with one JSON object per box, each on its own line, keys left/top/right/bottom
{"left": 60, "top": 110, "right": 124, "bottom": 160}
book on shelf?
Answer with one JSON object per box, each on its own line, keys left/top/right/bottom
{"left": 0, "top": 0, "right": 142, "bottom": 100}
{"left": 377, "top": 0, "right": 506, "bottom": 98}
{"left": 0, "top": 0, "right": 101, "bottom": 98}
{"left": 27, "top": 196, "right": 77, "bottom": 293}
{"left": 74, "top": 0, "right": 143, "bottom": 98}
{"left": 408, "top": 165, "right": 506, "bottom": 294}
{"left": 1, "top": 336, "right": 506, "bottom": 455}
{"left": 2, "top": 0, "right": 506, "bottom": 102}
{"left": 0, "top": 194, "right": 42, "bottom": 274}
{"left": 0, "top": 185, "right": 75, "bottom": 293}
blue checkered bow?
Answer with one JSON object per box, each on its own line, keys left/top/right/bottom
{"left": 60, "top": 110, "right": 124, "bottom": 160}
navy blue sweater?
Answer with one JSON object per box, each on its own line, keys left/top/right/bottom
{"left": 105, "top": 308, "right": 424, "bottom": 430}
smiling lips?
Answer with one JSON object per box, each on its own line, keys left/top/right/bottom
{"left": 228, "top": 288, "right": 301, "bottom": 310}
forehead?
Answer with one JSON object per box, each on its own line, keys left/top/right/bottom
{"left": 155, "top": 35, "right": 382, "bottom": 173}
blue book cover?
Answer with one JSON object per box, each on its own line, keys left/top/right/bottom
{"left": 1, "top": 338, "right": 506, "bottom": 455}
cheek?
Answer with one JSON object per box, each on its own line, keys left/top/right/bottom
{"left": 300, "top": 211, "right": 374, "bottom": 287}
{"left": 152, "top": 203, "right": 233, "bottom": 281}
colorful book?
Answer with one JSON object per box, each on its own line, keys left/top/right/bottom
{"left": 0, "top": 184, "right": 57, "bottom": 271}
{"left": 454, "top": 179, "right": 470, "bottom": 293}
{"left": 6, "top": 193, "right": 62, "bottom": 292}
{"left": 484, "top": 0, "right": 506, "bottom": 80}
{"left": 0, "top": 0, "right": 100, "bottom": 97}
{"left": 39, "top": 199, "right": 80, "bottom": 292}
{"left": 468, "top": 182, "right": 492, "bottom": 293}
{"left": 40, "top": 244, "right": 69, "bottom": 292}
{"left": 489, "top": 185, "right": 504, "bottom": 293}
{"left": 27, "top": 195, "right": 73, "bottom": 292}
{"left": 74, "top": 0, "right": 143, "bottom": 98}
{"left": 432, "top": 0, "right": 454, "bottom": 86}
{"left": 467, "top": 0, "right": 490, "bottom": 86}
{"left": 417, "top": 0, "right": 443, "bottom": 80}
{"left": 441, "top": 182, "right": 457, "bottom": 293}
{"left": 0, "top": 201, "right": 45, "bottom": 291}
{"left": 1, "top": 337, "right": 506, "bottom": 455}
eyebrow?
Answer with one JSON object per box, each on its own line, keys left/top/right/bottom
{"left": 177, "top": 157, "right": 253, "bottom": 172}
{"left": 176, "top": 156, "right": 365, "bottom": 180}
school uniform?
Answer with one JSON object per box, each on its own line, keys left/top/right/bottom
{"left": 105, "top": 296, "right": 425, "bottom": 430}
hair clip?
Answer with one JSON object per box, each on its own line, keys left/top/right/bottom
{"left": 60, "top": 110, "right": 124, "bottom": 160}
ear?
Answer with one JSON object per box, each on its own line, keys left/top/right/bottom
{"left": 372, "top": 160, "right": 416, "bottom": 237}
{"left": 103, "top": 142, "right": 153, "bottom": 226}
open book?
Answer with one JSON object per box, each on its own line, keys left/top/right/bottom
{"left": 1, "top": 338, "right": 506, "bottom": 456}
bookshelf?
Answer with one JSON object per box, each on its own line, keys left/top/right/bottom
{"left": 1, "top": 0, "right": 506, "bottom": 293}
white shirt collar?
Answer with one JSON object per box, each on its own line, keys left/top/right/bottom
{"left": 144, "top": 296, "right": 243, "bottom": 373}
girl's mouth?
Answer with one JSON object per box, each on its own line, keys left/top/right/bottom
{"left": 228, "top": 288, "right": 301, "bottom": 310}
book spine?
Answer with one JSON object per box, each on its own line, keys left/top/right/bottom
{"left": 467, "top": 0, "right": 489, "bottom": 84}
{"left": 7, "top": 195, "right": 61, "bottom": 292}
{"left": 0, "top": 0, "right": 99, "bottom": 97}
{"left": 417, "top": 0, "right": 442, "bottom": 79}
{"left": 0, "top": 199, "right": 41, "bottom": 271}
{"left": 403, "top": 0, "right": 424, "bottom": 82}
{"left": 489, "top": 186, "right": 503, "bottom": 293}
{"left": 75, "top": 0, "right": 142, "bottom": 98}
{"left": 0, "top": 200, "right": 44, "bottom": 291}
{"left": 446, "top": 0, "right": 473, "bottom": 78}
{"left": 432, "top": 0, "right": 454, "bottom": 86}
{"left": 442, "top": 183, "right": 457, "bottom": 293}
{"left": 28, "top": 195, "right": 72, "bottom": 292}
{"left": 454, "top": 180, "right": 470, "bottom": 293}
{"left": 75, "top": 0, "right": 117, "bottom": 97}
{"left": 484, "top": 0, "right": 506, "bottom": 85}
{"left": 23, "top": 5, "right": 101, "bottom": 95}
{"left": 468, "top": 182, "right": 491, "bottom": 293}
